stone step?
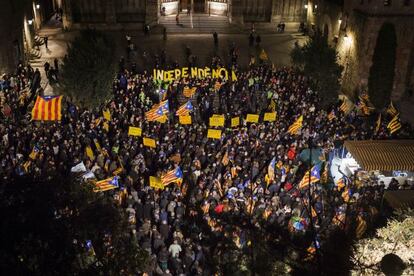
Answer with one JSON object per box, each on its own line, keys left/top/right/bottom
{"left": 158, "top": 14, "right": 241, "bottom": 34}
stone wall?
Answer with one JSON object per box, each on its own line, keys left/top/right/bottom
{"left": 313, "top": 0, "right": 414, "bottom": 102}
{"left": 349, "top": 11, "right": 414, "bottom": 102}
{"left": 0, "top": 0, "right": 26, "bottom": 73}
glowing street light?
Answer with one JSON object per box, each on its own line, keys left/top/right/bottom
{"left": 28, "top": 19, "right": 33, "bottom": 25}
{"left": 304, "top": 4, "right": 308, "bottom": 8}
{"left": 344, "top": 33, "right": 352, "bottom": 45}
{"left": 36, "top": 4, "right": 40, "bottom": 9}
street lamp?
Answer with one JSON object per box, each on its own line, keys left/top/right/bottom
{"left": 344, "top": 33, "right": 352, "bottom": 46}
{"left": 36, "top": 4, "right": 40, "bottom": 9}
{"left": 28, "top": 19, "right": 33, "bottom": 25}
{"left": 304, "top": 4, "right": 308, "bottom": 8}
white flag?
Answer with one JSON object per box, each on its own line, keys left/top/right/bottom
{"left": 71, "top": 162, "right": 87, "bottom": 173}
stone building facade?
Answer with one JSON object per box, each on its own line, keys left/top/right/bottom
{"left": 61, "top": 0, "right": 307, "bottom": 29}
{"left": 0, "top": 0, "right": 59, "bottom": 73}
{"left": 308, "top": 0, "right": 414, "bottom": 104}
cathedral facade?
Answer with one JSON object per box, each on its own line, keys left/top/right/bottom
{"left": 62, "top": 0, "right": 307, "bottom": 29}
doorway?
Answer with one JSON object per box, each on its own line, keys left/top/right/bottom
{"left": 194, "top": 0, "right": 205, "bottom": 13}
{"left": 368, "top": 22, "right": 397, "bottom": 108}
{"left": 180, "top": 0, "right": 188, "bottom": 11}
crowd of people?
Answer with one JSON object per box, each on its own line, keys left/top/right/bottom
{"left": 1, "top": 47, "right": 413, "bottom": 274}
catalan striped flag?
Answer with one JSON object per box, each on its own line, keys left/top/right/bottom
{"left": 176, "top": 101, "right": 193, "bottom": 116}
{"left": 161, "top": 167, "right": 183, "bottom": 186}
{"left": 29, "top": 146, "right": 40, "bottom": 160}
{"left": 342, "top": 187, "right": 352, "bottom": 202}
{"left": 94, "top": 176, "right": 119, "bottom": 192}
{"left": 339, "top": 100, "right": 352, "bottom": 114}
{"left": 321, "top": 162, "right": 329, "bottom": 183}
{"left": 358, "top": 95, "right": 373, "bottom": 116}
{"left": 386, "top": 101, "right": 398, "bottom": 117}
{"left": 306, "top": 239, "right": 320, "bottom": 258}
{"left": 31, "top": 95, "right": 63, "bottom": 121}
{"left": 336, "top": 177, "right": 347, "bottom": 190}
{"left": 387, "top": 114, "right": 402, "bottom": 134}
{"left": 327, "top": 110, "right": 336, "bottom": 121}
{"left": 159, "top": 100, "right": 170, "bottom": 114}
{"left": 268, "top": 157, "right": 276, "bottom": 181}
{"left": 145, "top": 104, "right": 164, "bottom": 121}
{"left": 375, "top": 113, "right": 381, "bottom": 134}
{"left": 183, "top": 86, "right": 197, "bottom": 98}
{"left": 298, "top": 165, "right": 320, "bottom": 189}
{"left": 287, "top": 115, "right": 303, "bottom": 135}
{"left": 268, "top": 99, "right": 276, "bottom": 112}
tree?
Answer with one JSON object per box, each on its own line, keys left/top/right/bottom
{"left": 351, "top": 209, "right": 414, "bottom": 276}
{"left": 291, "top": 32, "right": 343, "bottom": 106}
{"left": 368, "top": 23, "right": 397, "bottom": 109}
{"left": 59, "top": 29, "right": 115, "bottom": 108}
{"left": 0, "top": 174, "right": 147, "bottom": 275}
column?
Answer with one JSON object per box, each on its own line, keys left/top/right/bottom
{"left": 230, "top": 0, "right": 244, "bottom": 24}
{"left": 145, "top": 0, "right": 158, "bottom": 25}
{"left": 106, "top": 0, "right": 117, "bottom": 24}
{"left": 62, "top": 0, "right": 73, "bottom": 29}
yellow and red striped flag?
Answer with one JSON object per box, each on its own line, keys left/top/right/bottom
{"left": 183, "top": 86, "right": 197, "bottom": 98}
{"left": 145, "top": 100, "right": 169, "bottom": 122}
{"left": 161, "top": 167, "right": 183, "bottom": 186}
{"left": 386, "top": 101, "right": 398, "bottom": 117}
{"left": 31, "top": 96, "right": 63, "bottom": 121}
{"left": 94, "top": 176, "right": 119, "bottom": 192}
{"left": 145, "top": 104, "right": 164, "bottom": 121}
{"left": 375, "top": 113, "right": 381, "bottom": 134}
{"left": 327, "top": 110, "right": 336, "bottom": 121}
{"left": 298, "top": 165, "right": 320, "bottom": 189}
{"left": 387, "top": 114, "right": 402, "bottom": 134}
{"left": 176, "top": 101, "right": 193, "bottom": 116}
{"left": 339, "top": 100, "right": 352, "bottom": 113}
{"left": 287, "top": 115, "right": 303, "bottom": 135}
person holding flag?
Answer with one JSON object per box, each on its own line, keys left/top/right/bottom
{"left": 267, "top": 157, "right": 276, "bottom": 183}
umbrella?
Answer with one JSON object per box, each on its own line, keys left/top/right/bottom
{"left": 299, "top": 148, "right": 324, "bottom": 165}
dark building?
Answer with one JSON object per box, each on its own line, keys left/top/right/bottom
{"left": 307, "top": 0, "right": 414, "bottom": 104}
{"left": 61, "top": 0, "right": 307, "bottom": 28}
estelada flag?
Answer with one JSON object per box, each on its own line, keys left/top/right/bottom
{"left": 94, "top": 176, "right": 119, "bottom": 192}
{"left": 287, "top": 115, "right": 303, "bottom": 135}
{"left": 176, "top": 101, "right": 193, "bottom": 116}
{"left": 298, "top": 165, "right": 320, "bottom": 189}
{"left": 259, "top": 49, "right": 268, "bottom": 61}
{"left": 31, "top": 95, "right": 63, "bottom": 121}
{"left": 161, "top": 167, "right": 183, "bottom": 186}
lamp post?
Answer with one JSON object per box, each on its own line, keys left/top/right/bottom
{"left": 191, "top": 0, "right": 194, "bottom": 28}
{"left": 343, "top": 34, "right": 352, "bottom": 87}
